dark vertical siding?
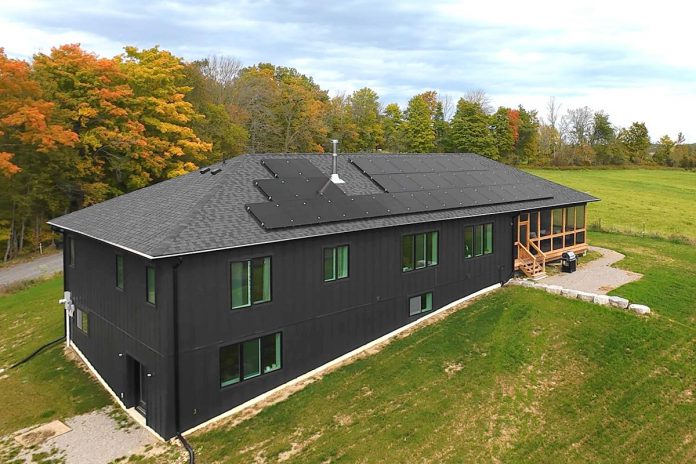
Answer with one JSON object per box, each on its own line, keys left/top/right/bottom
{"left": 175, "top": 213, "right": 514, "bottom": 432}
{"left": 65, "top": 212, "right": 514, "bottom": 438}
{"left": 64, "top": 233, "right": 176, "bottom": 438}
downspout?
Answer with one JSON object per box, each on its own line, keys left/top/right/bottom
{"left": 172, "top": 257, "right": 195, "bottom": 463}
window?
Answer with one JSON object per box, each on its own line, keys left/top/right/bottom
{"left": 231, "top": 257, "right": 271, "bottom": 309}
{"left": 464, "top": 226, "right": 474, "bottom": 258}
{"left": 67, "top": 236, "right": 75, "bottom": 267}
{"left": 474, "top": 225, "right": 484, "bottom": 256}
{"left": 566, "top": 206, "right": 576, "bottom": 231}
{"left": 219, "top": 333, "right": 282, "bottom": 388}
{"left": 483, "top": 223, "right": 494, "bottom": 255}
{"left": 552, "top": 209, "right": 563, "bottom": 234}
{"left": 402, "top": 231, "right": 438, "bottom": 272}
{"left": 409, "top": 292, "right": 433, "bottom": 316}
{"left": 76, "top": 308, "right": 89, "bottom": 334}
{"left": 576, "top": 204, "right": 586, "bottom": 229}
{"left": 146, "top": 266, "right": 156, "bottom": 305}
{"left": 324, "top": 245, "right": 349, "bottom": 281}
{"left": 464, "top": 223, "right": 493, "bottom": 259}
{"left": 116, "top": 255, "right": 124, "bottom": 290}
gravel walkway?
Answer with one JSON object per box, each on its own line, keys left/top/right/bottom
{"left": 0, "top": 252, "right": 63, "bottom": 288}
{"left": 540, "top": 246, "right": 642, "bottom": 294}
{"left": 6, "top": 407, "right": 158, "bottom": 463}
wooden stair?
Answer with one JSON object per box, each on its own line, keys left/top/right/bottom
{"left": 519, "top": 258, "right": 546, "bottom": 279}
{"left": 517, "top": 243, "right": 547, "bottom": 279}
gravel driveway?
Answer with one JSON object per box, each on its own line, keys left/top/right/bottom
{"left": 4, "top": 406, "right": 160, "bottom": 464}
{"left": 0, "top": 252, "right": 63, "bottom": 288}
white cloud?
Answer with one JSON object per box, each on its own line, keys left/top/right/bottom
{"left": 1, "top": 0, "right": 695, "bottom": 141}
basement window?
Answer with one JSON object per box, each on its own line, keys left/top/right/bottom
{"left": 146, "top": 266, "right": 156, "bottom": 305}
{"left": 402, "top": 231, "right": 438, "bottom": 272}
{"left": 231, "top": 257, "right": 271, "bottom": 309}
{"left": 409, "top": 292, "right": 433, "bottom": 316}
{"left": 76, "top": 308, "right": 89, "bottom": 334}
{"left": 220, "top": 332, "right": 282, "bottom": 388}
{"left": 116, "top": 255, "right": 124, "bottom": 290}
{"left": 323, "top": 245, "right": 349, "bottom": 282}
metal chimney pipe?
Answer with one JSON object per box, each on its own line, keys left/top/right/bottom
{"left": 330, "top": 139, "right": 344, "bottom": 184}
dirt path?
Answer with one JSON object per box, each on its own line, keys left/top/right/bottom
{"left": 0, "top": 252, "right": 63, "bottom": 288}
{"left": 540, "top": 246, "right": 642, "bottom": 294}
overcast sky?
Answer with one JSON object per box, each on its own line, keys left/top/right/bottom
{"left": 2, "top": 0, "right": 694, "bottom": 141}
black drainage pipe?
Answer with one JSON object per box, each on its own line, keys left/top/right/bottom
{"left": 10, "top": 335, "right": 65, "bottom": 369}
{"left": 177, "top": 433, "right": 195, "bottom": 464}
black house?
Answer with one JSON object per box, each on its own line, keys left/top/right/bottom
{"left": 49, "top": 153, "right": 597, "bottom": 439}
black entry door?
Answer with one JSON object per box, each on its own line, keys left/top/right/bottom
{"left": 134, "top": 360, "right": 147, "bottom": 416}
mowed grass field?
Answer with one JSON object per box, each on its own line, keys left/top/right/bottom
{"left": 0, "top": 277, "right": 110, "bottom": 436}
{"left": 527, "top": 168, "right": 696, "bottom": 241}
{"left": 126, "top": 231, "right": 695, "bottom": 464}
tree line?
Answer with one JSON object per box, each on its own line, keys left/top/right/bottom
{"left": 1, "top": 44, "right": 694, "bottom": 260}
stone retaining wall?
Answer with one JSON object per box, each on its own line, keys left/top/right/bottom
{"left": 508, "top": 279, "right": 651, "bottom": 315}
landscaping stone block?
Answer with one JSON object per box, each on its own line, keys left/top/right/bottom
{"left": 629, "top": 304, "right": 651, "bottom": 315}
{"left": 577, "top": 291, "right": 595, "bottom": 302}
{"left": 545, "top": 285, "right": 563, "bottom": 295}
{"left": 593, "top": 294, "right": 611, "bottom": 306}
{"left": 561, "top": 288, "right": 578, "bottom": 299}
{"left": 609, "top": 296, "right": 630, "bottom": 309}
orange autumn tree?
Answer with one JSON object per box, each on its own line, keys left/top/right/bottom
{"left": 32, "top": 44, "right": 142, "bottom": 205}
{"left": 0, "top": 48, "right": 77, "bottom": 176}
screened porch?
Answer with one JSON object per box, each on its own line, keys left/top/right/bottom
{"left": 514, "top": 204, "right": 588, "bottom": 277}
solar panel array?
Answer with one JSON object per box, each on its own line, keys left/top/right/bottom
{"left": 246, "top": 156, "right": 554, "bottom": 230}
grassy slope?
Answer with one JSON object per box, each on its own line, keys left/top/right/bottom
{"left": 0, "top": 276, "right": 110, "bottom": 435}
{"left": 157, "top": 231, "right": 694, "bottom": 463}
{"left": 527, "top": 169, "right": 696, "bottom": 241}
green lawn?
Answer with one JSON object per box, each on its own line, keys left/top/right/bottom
{"left": 124, "top": 231, "right": 694, "bottom": 463}
{"left": 527, "top": 169, "right": 696, "bottom": 242}
{"left": 0, "top": 276, "right": 110, "bottom": 435}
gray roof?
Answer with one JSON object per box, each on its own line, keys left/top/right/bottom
{"left": 48, "top": 153, "right": 598, "bottom": 259}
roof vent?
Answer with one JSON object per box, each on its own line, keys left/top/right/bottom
{"left": 210, "top": 168, "right": 222, "bottom": 175}
{"left": 329, "top": 139, "right": 344, "bottom": 184}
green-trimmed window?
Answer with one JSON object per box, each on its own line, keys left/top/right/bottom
{"left": 219, "top": 333, "right": 282, "bottom": 388}
{"left": 76, "top": 308, "right": 89, "bottom": 334}
{"left": 116, "top": 255, "right": 124, "bottom": 290}
{"left": 464, "top": 226, "right": 474, "bottom": 258}
{"left": 474, "top": 225, "right": 484, "bottom": 256}
{"left": 324, "top": 245, "right": 349, "bottom": 282}
{"left": 146, "top": 266, "right": 156, "bottom": 305}
{"left": 231, "top": 257, "right": 271, "bottom": 309}
{"left": 483, "top": 223, "right": 494, "bottom": 255}
{"left": 409, "top": 292, "right": 433, "bottom": 316}
{"left": 402, "top": 231, "right": 438, "bottom": 272}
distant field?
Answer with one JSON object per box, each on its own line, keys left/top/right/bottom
{"left": 131, "top": 232, "right": 696, "bottom": 463}
{"left": 0, "top": 276, "right": 110, "bottom": 435}
{"left": 527, "top": 169, "right": 696, "bottom": 241}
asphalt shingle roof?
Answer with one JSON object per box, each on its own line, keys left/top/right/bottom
{"left": 48, "top": 153, "right": 598, "bottom": 259}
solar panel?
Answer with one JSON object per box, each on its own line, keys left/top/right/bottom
{"left": 255, "top": 177, "right": 344, "bottom": 201}
{"left": 247, "top": 156, "right": 555, "bottom": 230}
{"left": 261, "top": 158, "right": 325, "bottom": 178}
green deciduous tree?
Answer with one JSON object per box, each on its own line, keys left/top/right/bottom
{"left": 450, "top": 98, "right": 497, "bottom": 159}
{"left": 404, "top": 95, "right": 436, "bottom": 153}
